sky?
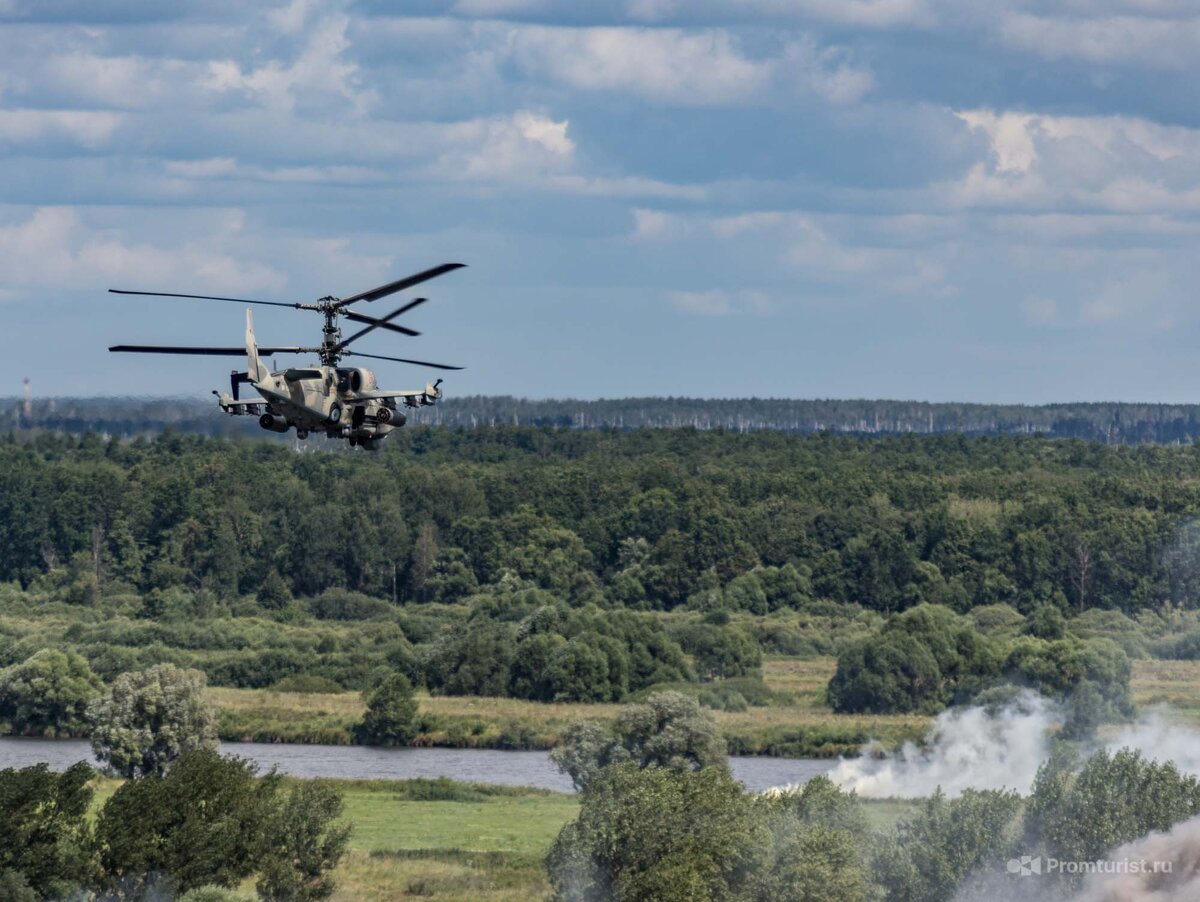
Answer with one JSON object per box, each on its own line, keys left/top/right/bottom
{"left": 3, "top": 0, "right": 1200, "bottom": 402}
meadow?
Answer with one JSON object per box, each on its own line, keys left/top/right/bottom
{"left": 210, "top": 657, "right": 930, "bottom": 757}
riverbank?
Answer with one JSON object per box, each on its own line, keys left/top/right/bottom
{"left": 210, "top": 657, "right": 930, "bottom": 758}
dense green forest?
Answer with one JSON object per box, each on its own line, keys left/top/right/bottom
{"left": 11, "top": 396, "right": 1200, "bottom": 443}
{"left": 7, "top": 427, "right": 1200, "bottom": 613}
{"left": 3, "top": 427, "right": 1200, "bottom": 721}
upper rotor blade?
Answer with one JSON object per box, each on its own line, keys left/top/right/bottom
{"left": 333, "top": 262, "right": 465, "bottom": 308}
{"left": 109, "top": 345, "right": 310, "bottom": 356}
{"left": 344, "top": 350, "right": 464, "bottom": 370}
{"left": 335, "top": 298, "right": 428, "bottom": 351}
{"left": 342, "top": 309, "right": 419, "bottom": 337}
{"left": 109, "top": 289, "right": 301, "bottom": 309}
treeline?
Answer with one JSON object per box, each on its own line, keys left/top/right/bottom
{"left": 7, "top": 429, "right": 1200, "bottom": 617}
{"left": 11, "top": 396, "right": 1200, "bottom": 442}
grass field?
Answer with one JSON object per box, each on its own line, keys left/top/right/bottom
{"left": 209, "top": 657, "right": 929, "bottom": 757}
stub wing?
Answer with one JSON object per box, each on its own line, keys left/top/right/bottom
{"left": 358, "top": 380, "right": 444, "bottom": 403}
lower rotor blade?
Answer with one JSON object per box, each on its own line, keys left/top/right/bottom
{"left": 109, "top": 345, "right": 310, "bottom": 356}
{"left": 345, "top": 350, "right": 463, "bottom": 370}
{"left": 109, "top": 290, "right": 300, "bottom": 309}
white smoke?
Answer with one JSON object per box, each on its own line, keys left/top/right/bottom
{"left": 1104, "top": 710, "right": 1200, "bottom": 779}
{"left": 828, "top": 691, "right": 1057, "bottom": 798}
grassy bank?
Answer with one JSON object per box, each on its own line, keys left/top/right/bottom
{"left": 210, "top": 657, "right": 929, "bottom": 758}
{"left": 211, "top": 657, "right": 1200, "bottom": 758}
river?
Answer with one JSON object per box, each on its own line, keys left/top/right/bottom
{"left": 0, "top": 737, "right": 834, "bottom": 794}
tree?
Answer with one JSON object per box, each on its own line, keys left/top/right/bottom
{"left": 88, "top": 663, "right": 218, "bottom": 778}
{"left": 546, "top": 763, "right": 761, "bottom": 902}
{"left": 257, "top": 781, "right": 351, "bottom": 901}
{"left": 257, "top": 570, "right": 292, "bottom": 610}
{"left": 0, "top": 762, "right": 97, "bottom": 898}
{"left": 355, "top": 673, "right": 419, "bottom": 746}
{"left": 872, "top": 788, "right": 1022, "bottom": 902}
{"left": 0, "top": 648, "right": 103, "bottom": 736}
{"left": 551, "top": 691, "right": 726, "bottom": 791}
{"left": 688, "top": 624, "right": 762, "bottom": 681}
{"left": 1025, "top": 748, "right": 1200, "bottom": 871}
{"left": 95, "top": 749, "right": 280, "bottom": 896}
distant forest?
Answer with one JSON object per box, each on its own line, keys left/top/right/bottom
{"left": 7, "top": 395, "right": 1200, "bottom": 443}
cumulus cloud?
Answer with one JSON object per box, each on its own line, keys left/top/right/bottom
{"left": 0, "top": 207, "right": 285, "bottom": 294}
{"left": 0, "top": 109, "right": 122, "bottom": 148}
{"left": 947, "top": 108, "right": 1200, "bottom": 213}
{"left": 509, "top": 25, "right": 871, "bottom": 105}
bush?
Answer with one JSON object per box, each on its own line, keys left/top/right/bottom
{"left": 687, "top": 624, "right": 762, "bottom": 681}
{"left": 355, "top": 673, "right": 419, "bottom": 746}
{"left": 872, "top": 788, "right": 1022, "bottom": 902}
{"left": 88, "top": 663, "right": 218, "bottom": 778}
{"left": 551, "top": 691, "right": 726, "bottom": 792}
{"left": 546, "top": 764, "right": 759, "bottom": 902}
{"left": 0, "top": 648, "right": 103, "bottom": 736}
{"left": 96, "top": 749, "right": 280, "bottom": 895}
{"left": 0, "top": 762, "right": 97, "bottom": 898}
{"left": 1025, "top": 747, "right": 1200, "bottom": 871}
{"left": 308, "top": 589, "right": 393, "bottom": 621}
{"left": 257, "top": 781, "right": 350, "bottom": 901}
{"left": 270, "top": 675, "right": 345, "bottom": 694}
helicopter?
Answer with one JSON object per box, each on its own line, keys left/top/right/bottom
{"left": 108, "top": 263, "right": 466, "bottom": 449}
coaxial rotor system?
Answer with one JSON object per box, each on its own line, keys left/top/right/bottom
{"left": 108, "top": 262, "right": 466, "bottom": 369}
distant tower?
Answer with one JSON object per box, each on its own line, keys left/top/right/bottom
{"left": 22, "top": 378, "right": 31, "bottom": 422}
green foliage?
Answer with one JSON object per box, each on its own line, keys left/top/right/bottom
{"left": 685, "top": 624, "right": 763, "bottom": 681}
{"left": 872, "top": 788, "right": 1022, "bottom": 902}
{"left": 0, "top": 648, "right": 103, "bottom": 736}
{"left": 0, "top": 762, "right": 97, "bottom": 898}
{"left": 1025, "top": 747, "right": 1200, "bottom": 869}
{"left": 546, "top": 763, "right": 760, "bottom": 902}
{"left": 88, "top": 663, "right": 218, "bottom": 778}
{"left": 257, "top": 781, "right": 350, "bottom": 902}
{"left": 828, "top": 604, "right": 1134, "bottom": 720}
{"left": 96, "top": 749, "right": 280, "bottom": 895}
{"left": 547, "top": 767, "right": 869, "bottom": 902}
{"left": 271, "top": 674, "right": 344, "bottom": 693}
{"left": 551, "top": 691, "right": 726, "bottom": 791}
{"left": 356, "top": 673, "right": 419, "bottom": 746}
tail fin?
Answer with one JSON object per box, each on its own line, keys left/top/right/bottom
{"left": 245, "top": 309, "right": 269, "bottom": 383}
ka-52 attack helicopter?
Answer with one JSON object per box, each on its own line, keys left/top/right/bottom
{"left": 108, "top": 263, "right": 466, "bottom": 449}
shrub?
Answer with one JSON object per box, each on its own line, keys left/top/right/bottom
{"left": 96, "top": 749, "right": 280, "bottom": 895}
{"left": 1025, "top": 748, "right": 1200, "bottom": 870}
{"left": 355, "top": 673, "right": 419, "bottom": 746}
{"left": 270, "top": 675, "right": 344, "bottom": 694}
{"left": 0, "top": 648, "right": 103, "bottom": 736}
{"left": 0, "top": 762, "right": 97, "bottom": 898}
{"left": 551, "top": 691, "right": 726, "bottom": 791}
{"left": 546, "top": 764, "right": 759, "bottom": 902}
{"left": 257, "top": 781, "right": 350, "bottom": 901}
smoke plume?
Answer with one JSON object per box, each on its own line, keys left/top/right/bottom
{"left": 828, "top": 691, "right": 1056, "bottom": 798}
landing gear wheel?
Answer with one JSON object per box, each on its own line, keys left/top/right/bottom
{"left": 328, "top": 403, "right": 342, "bottom": 424}
{"left": 296, "top": 429, "right": 308, "bottom": 440}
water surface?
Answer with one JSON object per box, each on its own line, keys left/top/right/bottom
{"left": 0, "top": 737, "right": 834, "bottom": 793}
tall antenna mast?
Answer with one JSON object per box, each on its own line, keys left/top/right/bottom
{"left": 22, "top": 377, "right": 31, "bottom": 422}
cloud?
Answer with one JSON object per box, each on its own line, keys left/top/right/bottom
{"left": 0, "top": 207, "right": 285, "bottom": 294}
{"left": 205, "top": 12, "right": 374, "bottom": 114}
{"left": 1000, "top": 13, "right": 1200, "bottom": 68}
{"left": 947, "top": 108, "right": 1200, "bottom": 213}
{"left": 669, "top": 288, "right": 771, "bottom": 316}
{"left": 509, "top": 25, "right": 871, "bottom": 105}
{"left": 0, "top": 109, "right": 122, "bottom": 148}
